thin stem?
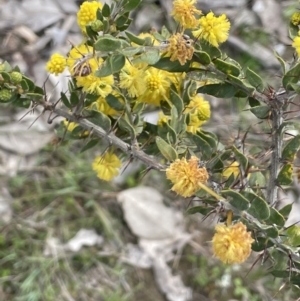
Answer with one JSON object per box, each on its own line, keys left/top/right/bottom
{"left": 51, "top": 108, "right": 166, "bottom": 171}
{"left": 266, "top": 106, "right": 283, "bottom": 205}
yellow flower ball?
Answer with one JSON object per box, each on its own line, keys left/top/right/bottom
{"left": 292, "top": 34, "right": 300, "bottom": 57}
{"left": 92, "top": 152, "right": 121, "bottom": 181}
{"left": 46, "top": 53, "right": 66, "bottom": 75}
{"left": 77, "top": 1, "right": 103, "bottom": 33}
{"left": 222, "top": 161, "right": 240, "bottom": 178}
{"left": 291, "top": 12, "right": 300, "bottom": 26}
{"left": 171, "top": 0, "right": 202, "bottom": 29}
{"left": 166, "top": 156, "right": 209, "bottom": 197}
{"left": 212, "top": 222, "right": 254, "bottom": 264}
{"left": 192, "top": 12, "right": 230, "bottom": 47}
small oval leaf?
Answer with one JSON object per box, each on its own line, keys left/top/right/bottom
{"left": 94, "top": 36, "right": 122, "bottom": 52}
{"left": 156, "top": 137, "right": 178, "bottom": 161}
{"left": 282, "top": 135, "right": 300, "bottom": 161}
{"left": 242, "top": 191, "right": 270, "bottom": 220}
{"left": 266, "top": 208, "right": 285, "bottom": 227}
{"left": 214, "top": 58, "right": 240, "bottom": 76}
{"left": 198, "top": 82, "right": 237, "bottom": 98}
{"left": 246, "top": 67, "right": 264, "bottom": 92}
{"left": 221, "top": 190, "right": 250, "bottom": 211}
{"left": 277, "top": 163, "right": 293, "bottom": 186}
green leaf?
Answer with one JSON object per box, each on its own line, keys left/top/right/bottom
{"left": 248, "top": 171, "right": 266, "bottom": 187}
{"left": 214, "top": 58, "right": 240, "bottom": 76}
{"left": 156, "top": 137, "right": 178, "bottom": 161}
{"left": 70, "top": 91, "right": 79, "bottom": 106}
{"left": 271, "top": 270, "right": 289, "bottom": 279}
{"left": 250, "top": 105, "right": 270, "bottom": 119}
{"left": 197, "top": 82, "right": 237, "bottom": 98}
{"left": 94, "top": 35, "right": 122, "bottom": 52}
{"left": 118, "top": 117, "right": 136, "bottom": 136}
{"left": 282, "top": 135, "right": 300, "bottom": 161}
{"left": 193, "top": 50, "right": 211, "bottom": 65}
{"left": 197, "top": 130, "right": 217, "bottom": 149}
{"left": 96, "top": 8, "right": 103, "bottom": 21}
{"left": 221, "top": 190, "right": 250, "bottom": 211}
{"left": 0, "top": 72, "right": 10, "bottom": 81}
{"left": 187, "top": 132, "right": 212, "bottom": 160}
{"left": 95, "top": 54, "right": 126, "bottom": 77}
{"left": 277, "top": 163, "right": 293, "bottom": 186}
{"left": 274, "top": 51, "right": 286, "bottom": 75}
{"left": 227, "top": 74, "right": 255, "bottom": 94}
{"left": 199, "top": 40, "right": 221, "bottom": 59}
{"left": 26, "top": 93, "right": 43, "bottom": 100}
{"left": 20, "top": 79, "right": 29, "bottom": 91}
{"left": 132, "top": 102, "right": 144, "bottom": 114}
{"left": 80, "top": 139, "right": 99, "bottom": 153}
{"left": 246, "top": 67, "right": 264, "bottom": 92}
{"left": 22, "top": 75, "right": 35, "bottom": 91}
{"left": 232, "top": 146, "right": 248, "bottom": 172}
{"left": 261, "top": 225, "right": 279, "bottom": 238}
{"left": 105, "top": 94, "right": 124, "bottom": 111}
{"left": 152, "top": 57, "right": 190, "bottom": 72}
{"left": 170, "top": 87, "right": 183, "bottom": 114}
{"left": 133, "top": 49, "right": 161, "bottom": 65}
{"left": 60, "top": 92, "right": 72, "bottom": 109}
{"left": 289, "top": 21, "right": 299, "bottom": 40}
{"left": 116, "top": 14, "right": 129, "bottom": 28}
{"left": 125, "top": 31, "right": 149, "bottom": 46}
{"left": 266, "top": 208, "right": 285, "bottom": 227}
{"left": 286, "top": 225, "right": 300, "bottom": 247}
{"left": 123, "top": 0, "right": 142, "bottom": 12}
{"left": 83, "top": 109, "right": 111, "bottom": 131}
{"left": 279, "top": 203, "right": 293, "bottom": 219}
{"left": 158, "top": 119, "right": 177, "bottom": 144}
{"left": 186, "top": 206, "right": 214, "bottom": 216}
{"left": 252, "top": 237, "right": 274, "bottom": 252}
{"left": 243, "top": 191, "right": 270, "bottom": 220}
{"left": 102, "top": 3, "right": 110, "bottom": 17}
{"left": 282, "top": 63, "right": 300, "bottom": 91}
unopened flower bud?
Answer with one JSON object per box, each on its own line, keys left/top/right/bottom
{"left": 0, "top": 88, "right": 13, "bottom": 102}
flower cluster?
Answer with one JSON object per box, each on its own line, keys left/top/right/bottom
{"left": 166, "top": 156, "right": 209, "bottom": 197}
{"left": 184, "top": 94, "right": 211, "bottom": 133}
{"left": 46, "top": 53, "right": 66, "bottom": 76}
{"left": 92, "top": 152, "right": 122, "bottom": 181}
{"left": 164, "top": 33, "right": 194, "bottom": 65}
{"left": 292, "top": 32, "right": 300, "bottom": 56}
{"left": 77, "top": 1, "right": 103, "bottom": 33}
{"left": 212, "top": 222, "right": 254, "bottom": 264}
{"left": 44, "top": 0, "right": 231, "bottom": 184}
{"left": 192, "top": 12, "right": 230, "bottom": 47}
{"left": 171, "top": 0, "right": 202, "bottom": 29}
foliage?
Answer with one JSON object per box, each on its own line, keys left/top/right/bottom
{"left": 1, "top": 0, "right": 300, "bottom": 296}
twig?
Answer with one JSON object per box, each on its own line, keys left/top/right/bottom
{"left": 50, "top": 107, "right": 166, "bottom": 171}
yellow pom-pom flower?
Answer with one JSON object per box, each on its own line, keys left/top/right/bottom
{"left": 212, "top": 222, "right": 254, "bottom": 264}
{"left": 139, "top": 67, "right": 173, "bottom": 106}
{"left": 222, "top": 161, "right": 240, "bottom": 178}
{"left": 192, "top": 12, "right": 230, "bottom": 47}
{"left": 292, "top": 33, "right": 300, "bottom": 56}
{"left": 291, "top": 12, "right": 300, "bottom": 26}
{"left": 164, "top": 33, "right": 194, "bottom": 65}
{"left": 77, "top": 1, "right": 103, "bottom": 33}
{"left": 92, "top": 152, "right": 122, "bottom": 181}
{"left": 166, "top": 156, "right": 209, "bottom": 197}
{"left": 171, "top": 0, "right": 202, "bottom": 29}
{"left": 46, "top": 53, "right": 66, "bottom": 75}
{"left": 185, "top": 94, "right": 211, "bottom": 133}
{"left": 119, "top": 60, "right": 147, "bottom": 98}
